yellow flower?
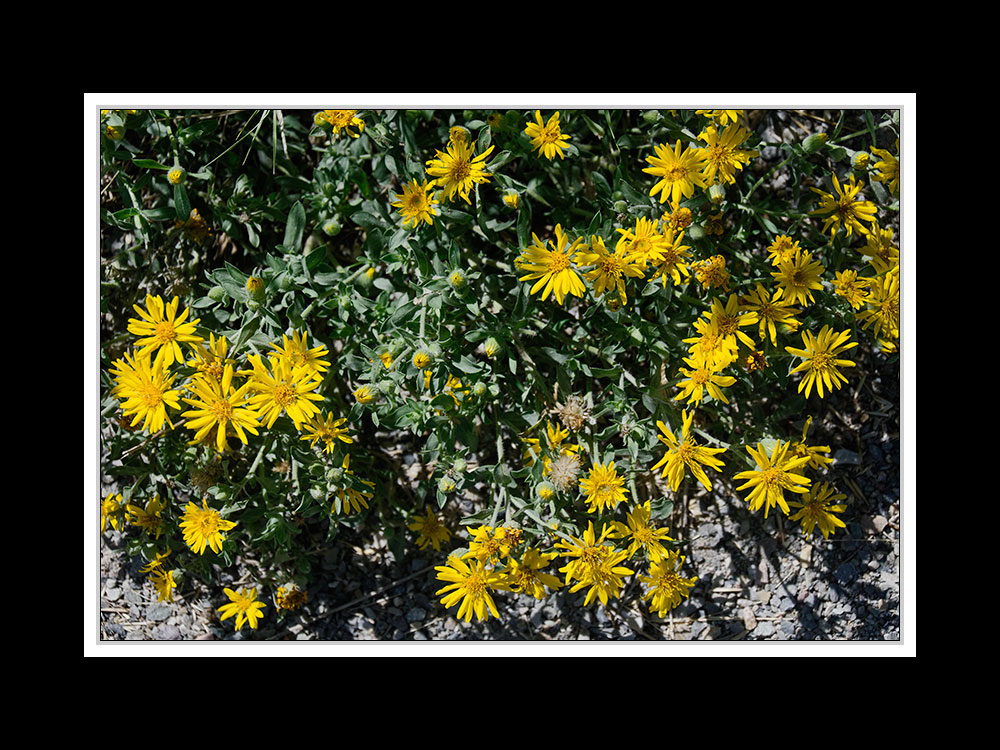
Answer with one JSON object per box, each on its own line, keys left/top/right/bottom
{"left": 698, "top": 123, "right": 759, "bottom": 185}
{"left": 242, "top": 353, "right": 324, "bottom": 429}
{"left": 787, "top": 482, "right": 848, "bottom": 539}
{"left": 330, "top": 454, "right": 374, "bottom": 515}
{"left": 695, "top": 109, "right": 743, "bottom": 127}
{"left": 524, "top": 110, "right": 571, "bottom": 160}
{"left": 101, "top": 492, "right": 125, "bottom": 533}
{"left": 639, "top": 550, "right": 697, "bottom": 617}
{"left": 650, "top": 410, "right": 726, "bottom": 491}
{"left": 179, "top": 498, "right": 237, "bottom": 555}
{"left": 575, "top": 234, "right": 645, "bottom": 306}
{"left": 315, "top": 109, "right": 364, "bottom": 138}
{"left": 408, "top": 506, "right": 452, "bottom": 551}
{"left": 738, "top": 282, "right": 802, "bottom": 346}
{"left": 300, "top": 410, "right": 353, "bottom": 454}
{"left": 682, "top": 316, "right": 739, "bottom": 371}
{"left": 704, "top": 294, "right": 759, "bottom": 350}
{"left": 766, "top": 235, "right": 802, "bottom": 266}
{"left": 832, "top": 269, "right": 870, "bottom": 310}
{"left": 810, "top": 173, "right": 879, "bottom": 238}
{"left": 613, "top": 216, "right": 668, "bottom": 268}
{"left": 643, "top": 140, "right": 708, "bottom": 206}
{"left": 275, "top": 584, "right": 308, "bottom": 612}
{"left": 647, "top": 223, "right": 692, "bottom": 287}
{"left": 856, "top": 266, "right": 900, "bottom": 349}
{"left": 771, "top": 246, "right": 826, "bottom": 307}
{"left": 691, "top": 254, "right": 730, "bottom": 291}
{"left": 186, "top": 333, "right": 235, "bottom": 383}
{"left": 269, "top": 330, "right": 331, "bottom": 376}
{"left": 126, "top": 495, "right": 165, "bottom": 539}
{"left": 464, "top": 525, "right": 511, "bottom": 566}
{"left": 217, "top": 587, "right": 267, "bottom": 631}
{"left": 167, "top": 166, "right": 185, "bottom": 184}
{"left": 181, "top": 365, "right": 260, "bottom": 452}
{"left": 870, "top": 144, "right": 900, "bottom": 196}
{"left": 860, "top": 224, "right": 900, "bottom": 275}
{"left": 733, "top": 440, "right": 812, "bottom": 518}
{"left": 109, "top": 349, "right": 183, "bottom": 434}
{"left": 425, "top": 139, "right": 494, "bottom": 204}
{"left": 127, "top": 294, "right": 203, "bottom": 369}
{"left": 579, "top": 460, "right": 629, "bottom": 514}
{"left": 515, "top": 224, "right": 587, "bottom": 305}
{"left": 673, "top": 352, "right": 737, "bottom": 406}
{"left": 149, "top": 568, "right": 177, "bottom": 602}
{"left": 391, "top": 178, "right": 439, "bottom": 228}
{"left": 554, "top": 521, "right": 633, "bottom": 607}
{"left": 789, "top": 415, "right": 834, "bottom": 471}
{"left": 502, "top": 189, "right": 520, "bottom": 209}
{"left": 500, "top": 548, "right": 563, "bottom": 599}
{"left": 784, "top": 325, "right": 858, "bottom": 399}
{"left": 435, "top": 555, "right": 504, "bottom": 623}
{"left": 609, "top": 500, "right": 675, "bottom": 562}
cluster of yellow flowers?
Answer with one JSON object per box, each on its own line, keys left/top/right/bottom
{"left": 104, "top": 288, "right": 366, "bottom": 629}
{"left": 431, "top": 505, "right": 698, "bottom": 624}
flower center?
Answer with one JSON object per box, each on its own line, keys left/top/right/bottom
{"left": 676, "top": 441, "right": 695, "bottom": 462}
{"left": 211, "top": 398, "right": 233, "bottom": 421}
{"left": 139, "top": 383, "right": 165, "bottom": 409}
{"left": 811, "top": 351, "right": 833, "bottom": 371}
{"left": 668, "top": 165, "right": 689, "bottom": 181}
{"left": 451, "top": 160, "right": 471, "bottom": 181}
{"left": 691, "top": 369, "right": 710, "bottom": 386}
{"left": 633, "top": 525, "right": 654, "bottom": 544}
{"left": 599, "top": 255, "right": 625, "bottom": 278}
{"left": 273, "top": 382, "right": 297, "bottom": 407}
{"left": 464, "top": 573, "right": 486, "bottom": 597}
{"left": 760, "top": 466, "right": 785, "bottom": 488}
{"left": 154, "top": 320, "right": 177, "bottom": 344}
{"left": 548, "top": 251, "right": 572, "bottom": 272}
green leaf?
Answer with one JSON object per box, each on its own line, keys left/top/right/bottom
{"left": 173, "top": 183, "right": 191, "bottom": 222}
{"left": 283, "top": 200, "right": 306, "bottom": 251}
{"left": 133, "top": 158, "right": 170, "bottom": 170}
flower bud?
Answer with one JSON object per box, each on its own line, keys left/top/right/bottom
{"left": 613, "top": 200, "right": 628, "bottom": 213}
{"left": 484, "top": 336, "right": 501, "bottom": 358}
{"left": 537, "top": 481, "right": 556, "bottom": 500}
{"left": 801, "top": 132, "right": 829, "bottom": 154}
{"left": 413, "top": 349, "right": 433, "bottom": 369}
{"left": 354, "top": 384, "right": 377, "bottom": 404}
{"left": 851, "top": 151, "right": 870, "bottom": 170}
{"left": 502, "top": 189, "right": 520, "bottom": 209}
{"left": 471, "top": 381, "right": 487, "bottom": 397}
{"left": 448, "top": 269, "right": 467, "bottom": 290}
{"left": 246, "top": 275, "right": 266, "bottom": 301}
{"left": 438, "top": 476, "right": 457, "bottom": 493}
{"left": 322, "top": 218, "right": 341, "bottom": 236}
{"left": 208, "top": 285, "right": 227, "bottom": 302}
{"left": 167, "top": 166, "right": 185, "bottom": 185}
{"left": 452, "top": 457, "right": 467, "bottom": 473}
{"left": 708, "top": 183, "right": 726, "bottom": 204}
{"left": 325, "top": 466, "right": 345, "bottom": 484}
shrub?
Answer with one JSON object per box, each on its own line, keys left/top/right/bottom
{"left": 98, "top": 106, "right": 901, "bottom": 634}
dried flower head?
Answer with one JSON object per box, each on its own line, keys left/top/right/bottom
{"left": 554, "top": 393, "right": 592, "bottom": 432}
